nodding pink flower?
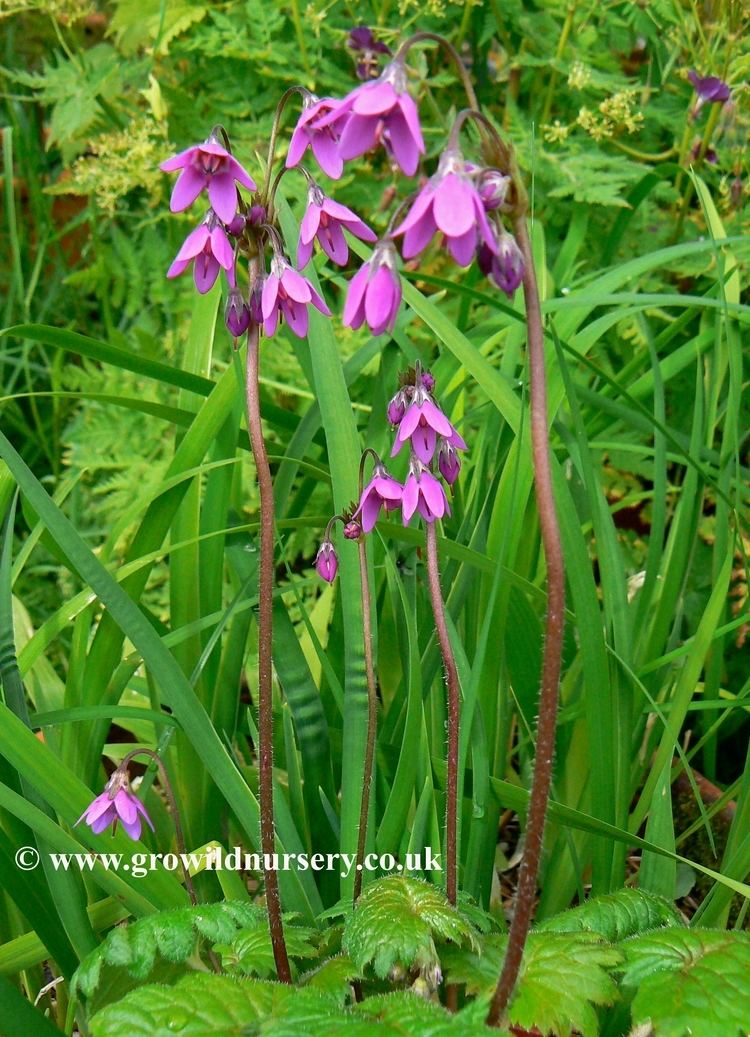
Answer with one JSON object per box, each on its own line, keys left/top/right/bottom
{"left": 160, "top": 136, "right": 256, "bottom": 224}
{"left": 348, "top": 25, "right": 391, "bottom": 81}
{"left": 315, "top": 540, "right": 338, "bottom": 582}
{"left": 438, "top": 439, "right": 461, "bottom": 485}
{"left": 287, "top": 96, "right": 346, "bottom": 180}
{"left": 477, "top": 169, "right": 511, "bottom": 211}
{"left": 477, "top": 230, "right": 524, "bottom": 298}
{"left": 298, "top": 184, "right": 376, "bottom": 268}
{"left": 261, "top": 254, "right": 331, "bottom": 339}
{"left": 167, "top": 211, "right": 234, "bottom": 293}
{"left": 688, "top": 70, "right": 730, "bottom": 106}
{"left": 401, "top": 462, "right": 451, "bottom": 524}
{"left": 320, "top": 60, "right": 425, "bottom": 176}
{"left": 75, "top": 772, "right": 154, "bottom": 841}
{"left": 391, "top": 385, "right": 467, "bottom": 465}
{"left": 393, "top": 149, "right": 499, "bottom": 266}
{"left": 343, "top": 240, "right": 401, "bottom": 336}
{"left": 355, "top": 462, "right": 403, "bottom": 532}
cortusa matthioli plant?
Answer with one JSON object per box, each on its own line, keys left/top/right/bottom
{"left": 2, "top": 21, "right": 750, "bottom": 1037}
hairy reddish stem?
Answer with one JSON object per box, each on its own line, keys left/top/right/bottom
{"left": 425, "top": 522, "right": 459, "bottom": 905}
{"left": 245, "top": 319, "right": 292, "bottom": 984}
{"left": 486, "top": 218, "right": 565, "bottom": 1027}
{"left": 353, "top": 538, "right": 378, "bottom": 905}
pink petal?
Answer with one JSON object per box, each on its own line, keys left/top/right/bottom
{"left": 449, "top": 428, "right": 467, "bottom": 451}
{"left": 281, "top": 298, "right": 309, "bottom": 338}
{"left": 412, "top": 425, "right": 437, "bottom": 464}
{"left": 193, "top": 253, "right": 220, "bottom": 294}
{"left": 393, "top": 186, "right": 433, "bottom": 236}
{"left": 311, "top": 131, "right": 344, "bottom": 179}
{"left": 170, "top": 166, "right": 205, "bottom": 212}
{"left": 227, "top": 156, "right": 256, "bottom": 190}
{"left": 447, "top": 227, "right": 477, "bottom": 267}
{"left": 175, "top": 223, "right": 210, "bottom": 261}
{"left": 91, "top": 811, "right": 115, "bottom": 835}
{"left": 80, "top": 793, "right": 113, "bottom": 825}
{"left": 296, "top": 236, "right": 313, "bottom": 269}
{"left": 420, "top": 398, "right": 454, "bottom": 436}
{"left": 114, "top": 789, "right": 137, "bottom": 825}
{"left": 420, "top": 473, "right": 447, "bottom": 518}
{"left": 281, "top": 267, "right": 312, "bottom": 303}
{"left": 160, "top": 146, "right": 195, "bottom": 172}
{"left": 374, "top": 476, "right": 403, "bottom": 501}
{"left": 286, "top": 124, "right": 309, "bottom": 168}
{"left": 364, "top": 266, "right": 396, "bottom": 332}
{"left": 401, "top": 475, "right": 419, "bottom": 523}
{"left": 135, "top": 799, "right": 155, "bottom": 831}
{"left": 397, "top": 401, "right": 423, "bottom": 441}
{"left": 208, "top": 172, "right": 238, "bottom": 224}
{"left": 386, "top": 110, "right": 420, "bottom": 176}
{"left": 319, "top": 220, "right": 348, "bottom": 265}
{"left": 262, "top": 275, "right": 280, "bottom": 319}
{"left": 434, "top": 174, "right": 475, "bottom": 237}
{"left": 360, "top": 490, "right": 383, "bottom": 533}
{"left": 210, "top": 226, "right": 234, "bottom": 269}
{"left": 167, "top": 257, "right": 190, "bottom": 279}
{"left": 352, "top": 80, "right": 398, "bottom": 116}
{"left": 402, "top": 210, "right": 437, "bottom": 259}
{"left": 120, "top": 815, "right": 142, "bottom": 841}
{"left": 343, "top": 263, "right": 370, "bottom": 328}
{"left": 300, "top": 203, "right": 322, "bottom": 245}
{"left": 309, "top": 285, "right": 331, "bottom": 316}
{"left": 264, "top": 307, "right": 279, "bottom": 338}
{"left": 397, "top": 93, "right": 425, "bottom": 154}
{"left": 338, "top": 113, "right": 379, "bottom": 161}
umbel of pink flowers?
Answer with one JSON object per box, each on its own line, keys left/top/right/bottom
{"left": 158, "top": 48, "right": 525, "bottom": 344}
{"left": 315, "top": 366, "right": 464, "bottom": 582}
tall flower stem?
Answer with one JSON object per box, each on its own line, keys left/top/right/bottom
{"left": 425, "top": 522, "right": 459, "bottom": 906}
{"left": 119, "top": 748, "right": 197, "bottom": 906}
{"left": 352, "top": 536, "right": 377, "bottom": 905}
{"left": 486, "top": 218, "right": 565, "bottom": 1027}
{"left": 244, "top": 310, "right": 292, "bottom": 984}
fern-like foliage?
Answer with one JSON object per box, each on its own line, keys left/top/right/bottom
{"left": 621, "top": 928, "right": 750, "bottom": 1037}
{"left": 342, "top": 877, "right": 479, "bottom": 980}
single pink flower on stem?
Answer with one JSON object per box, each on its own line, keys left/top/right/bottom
{"left": 354, "top": 461, "right": 403, "bottom": 532}
{"left": 75, "top": 772, "right": 154, "bottom": 841}
{"left": 315, "top": 540, "right": 338, "bottom": 582}
{"left": 343, "top": 240, "right": 401, "bottom": 336}
{"left": 391, "top": 384, "right": 466, "bottom": 465}
{"left": 401, "top": 461, "right": 451, "bottom": 524}
{"left": 167, "top": 212, "right": 234, "bottom": 294}
{"left": 320, "top": 60, "right": 425, "bottom": 176}
{"left": 261, "top": 254, "right": 331, "bottom": 339}
{"left": 393, "top": 148, "right": 498, "bottom": 266}
{"left": 160, "top": 135, "right": 256, "bottom": 224}
{"left": 297, "top": 184, "right": 376, "bottom": 268}
{"left": 286, "top": 96, "right": 347, "bottom": 180}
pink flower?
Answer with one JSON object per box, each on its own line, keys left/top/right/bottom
{"left": 286, "top": 96, "right": 346, "bottom": 180}
{"left": 261, "top": 255, "right": 331, "bottom": 338}
{"left": 298, "top": 184, "right": 376, "bottom": 268}
{"left": 393, "top": 149, "right": 498, "bottom": 266}
{"left": 343, "top": 240, "right": 401, "bottom": 336}
{"left": 320, "top": 60, "right": 425, "bottom": 176}
{"left": 391, "top": 385, "right": 466, "bottom": 465}
{"left": 354, "top": 462, "right": 403, "bottom": 532}
{"left": 401, "top": 462, "right": 451, "bottom": 524}
{"left": 167, "top": 212, "right": 234, "bottom": 294}
{"left": 477, "top": 230, "right": 524, "bottom": 298}
{"left": 315, "top": 540, "right": 338, "bottom": 582}
{"left": 75, "top": 773, "right": 154, "bottom": 841}
{"left": 160, "top": 136, "right": 256, "bottom": 224}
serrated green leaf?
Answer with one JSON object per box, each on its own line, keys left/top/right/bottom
{"left": 342, "top": 877, "right": 477, "bottom": 980}
{"left": 216, "top": 919, "right": 318, "bottom": 979}
{"left": 537, "top": 888, "right": 683, "bottom": 941}
{"left": 443, "top": 931, "right": 620, "bottom": 1037}
{"left": 622, "top": 928, "right": 750, "bottom": 1037}
{"left": 301, "top": 954, "right": 361, "bottom": 1003}
{"left": 355, "top": 991, "right": 494, "bottom": 1036}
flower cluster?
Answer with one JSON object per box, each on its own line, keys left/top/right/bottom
{"left": 315, "top": 367, "right": 466, "bottom": 582}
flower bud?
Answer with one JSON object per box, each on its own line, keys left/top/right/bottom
{"left": 343, "top": 520, "right": 362, "bottom": 540}
{"left": 247, "top": 204, "right": 267, "bottom": 226}
{"left": 224, "top": 287, "right": 251, "bottom": 338}
{"left": 438, "top": 439, "right": 461, "bottom": 485}
{"left": 315, "top": 540, "right": 338, "bottom": 582}
{"left": 478, "top": 169, "right": 511, "bottom": 210}
{"left": 226, "top": 213, "right": 246, "bottom": 236}
{"left": 421, "top": 370, "right": 435, "bottom": 392}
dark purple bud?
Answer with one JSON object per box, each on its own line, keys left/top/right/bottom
{"left": 249, "top": 281, "right": 263, "bottom": 325}
{"left": 225, "top": 287, "right": 251, "bottom": 338}
{"left": 478, "top": 169, "right": 511, "bottom": 210}
{"left": 421, "top": 370, "right": 435, "bottom": 392}
{"left": 688, "top": 70, "right": 731, "bottom": 104}
{"left": 227, "top": 214, "right": 246, "bottom": 236}
{"left": 387, "top": 389, "right": 408, "bottom": 425}
{"left": 343, "top": 520, "right": 362, "bottom": 540}
{"left": 348, "top": 26, "right": 391, "bottom": 55}
{"left": 478, "top": 231, "right": 524, "bottom": 298}
{"left": 248, "top": 204, "right": 267, "bottom": 226}
{"left": 438, "top": 439, "right": 461, "bottom": 485}
{"left": 315, "top": 540, "right": 338, "bottom": 582}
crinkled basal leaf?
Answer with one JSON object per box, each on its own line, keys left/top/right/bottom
{"left": 443, "top": 932, "right": 620, "bottom": 1037}
{"left": 342, "top": 877, "right": 478, "bottom": 980}
{"left": 72, "top": 901, "right": 263, "bottom": 1000}
{"left": 622, "top": 928, "right": 750, "bottom": 1037}
{"left": 537, "top": 888, "right": 682, "bottom": 942}
{"left": 355, "top": 991, "right": 497, "bottom": 1036}
{"left": 216, "top": 919, "right": 319, "bottom": 979}
{"left": 301, "top": 954, "right": 362, "bottom": 1003}
{"left": 89, "top": 974, "right": 342, "bottom": 1037}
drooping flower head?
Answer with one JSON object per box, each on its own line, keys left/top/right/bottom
{"left": 688, "top": 70, "right": 731, "bottom": 106}
{"left": 477, "top": 230, "right": 524, "bottom": 298}
{"left": 261, "top": 254, "right": 331, "bottom": 338}
{"left": 391, "top": 381, "right": 467, "bottom": 465}
{"left": 354, "top": 460, "right": 403, "bottom": 532}
{"left": 320, "top": 59, "right": 425, "bottom": 176}
{"left": 167, "top": 210, "right": 234, "bottom": 294}
{"left": 393, "top": 148, "right": 499, "bottom": 266}
{"left": 348, "top": 25, "right": 392, "bottom": 81}
{"left": 401, "top": 461, "right": 451, "bottom": 525}
{"left": 160, "top": 135, "right": 256, "bottom": 224}
{"left": 315, "top": 540, "right": 338, "bottom": 582}
{"left": 343, "top": 239, "right": 402, "bottom": 336}
{"left": 298, "top": 183, "right": 376, "bottom": 268}
{"left": 75, "top": 771, "right": 154, "bottom": 841}
{"left": 286, "top": 95, "right": 347, "bottom": 180}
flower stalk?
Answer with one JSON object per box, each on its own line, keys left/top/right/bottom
{"left": 244, "top": 295, "right": 292, "bottom": 984}
{"left": 352, "top": 534, "right": 377, "bottom": 905}
{"left": 486, "top": 215, "right": 565, "bottom": 1027}
{"left": 425, "top": 522, "right": 459, "bottom": 905}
